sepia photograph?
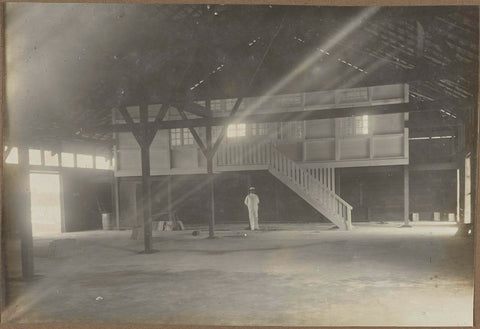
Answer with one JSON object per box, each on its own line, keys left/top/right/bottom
{"left": 1, "top": 3, "right": 478, "bottom": 326}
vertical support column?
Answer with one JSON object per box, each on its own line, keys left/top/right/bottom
{"left": 139, "top": 104, "right": 153, "bottom": 253}
{"left": 459, "top": 159, "right": 466, "bottom": 224}
{"left": 275, "top": 179, "right": 280, "bottom": 221}
{"left": 402, "top": 165, "right": 411, "bottom": 227}
{"left": 113, "top": 177, "right": 120, "bottom": 230}
{"left": 18, "top": 147, "right": 34, "bottom": 279}
{"left": 457, "top": 169, "right": 461, "bottom": 222}
{"left": 59, "top": 172, "right": 66, "bottom": 233}
{"left": 206, "top": 100, "right": 215, "bottom": 238}
{"left": 140, "top": 145, "right": 152, "bottom": 252}
{"left": 167, "top": 175, "right": 172, "bottom": 219}
{"left": 464, "top": 156, "right": 471, "bottom": 224}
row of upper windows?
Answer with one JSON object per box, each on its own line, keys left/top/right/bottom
{"left": 4, "top": 147, "right": 113, "bottom": 170}
{"left": 168, "top": 117, "right": 369, "bottom": 146}
{"left": 169, "top": 123, "right": 271, "bottom": 146}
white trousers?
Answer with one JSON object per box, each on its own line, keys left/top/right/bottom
{"left": 248, "top": 206, "right": 259, "bottom": 230}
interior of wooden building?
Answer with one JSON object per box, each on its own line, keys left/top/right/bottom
{"left": 2, "top": 4, "right": 477, "bottom": 326}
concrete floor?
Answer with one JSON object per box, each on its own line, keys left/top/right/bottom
{"left": 2, "top": 222, "right": 473, "bottom": 326}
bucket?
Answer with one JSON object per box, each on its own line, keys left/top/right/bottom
{"left": 101, "top": 213, "right": 114, "bottom": 230}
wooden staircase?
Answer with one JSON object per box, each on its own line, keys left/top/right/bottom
{"left": 216, "top": 142, "right": 353, "bottom": 230}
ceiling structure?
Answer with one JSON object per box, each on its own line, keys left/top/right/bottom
{"left": 5, "top": 4, "right": 478, "bottom": 148}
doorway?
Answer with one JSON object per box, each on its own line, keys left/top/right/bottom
{"left": 29, "top": 173, "right": 62, "bottom": 236}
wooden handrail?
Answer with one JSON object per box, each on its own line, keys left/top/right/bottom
{"left": 269, "top": 144, "right": 353, "bottom": 212}
{"left": 216, "top": 140, "right": 352, "bottom": 227}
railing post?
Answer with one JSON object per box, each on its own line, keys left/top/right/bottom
{"left": 346, "top": 206, "right": 352, "bottom": 230}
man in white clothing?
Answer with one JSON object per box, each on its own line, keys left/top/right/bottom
{"left": 244, "top": 187, "right": 260, "bottom": 230}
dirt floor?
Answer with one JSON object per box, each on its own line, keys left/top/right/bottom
{"left": 2, "top": 222, "right": 474, "bottom": 326}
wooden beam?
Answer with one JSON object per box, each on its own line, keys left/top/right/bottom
{"left": 173, "top": 102, "right": 210, "bottom": 118}
{"left": 409, "top": 162, "right": 458, "bottom": 171}
{"left": 118, "top": 107, "right": 143, "bottom": 145}
{"left": 93, "top": 100, "right": 446, "bottom": 134}
{"left": 146, "top": 103, "right": 170, "bottom": 145}
{"left": 153, "top": 104, "right": 169, "bottom": 125}
{"left": 177, "top": 109, "right": 207, "bottom": 157}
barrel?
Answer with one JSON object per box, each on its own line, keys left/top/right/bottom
{"left": 101, "top": 213, "right": 114, "bottom": 230}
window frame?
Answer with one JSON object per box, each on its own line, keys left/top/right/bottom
{"left": 170, "top": 128, "right": 195, "bottom": 147}
{"left": 227, "top": 123, "right": 247, "bottom": 139}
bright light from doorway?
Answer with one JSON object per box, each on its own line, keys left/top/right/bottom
{"left": 30, "top": 173, "right": 62, "bottom": 236}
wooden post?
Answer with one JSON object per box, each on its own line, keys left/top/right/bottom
{"left": 140, "top": 144, "right": 152, "bottom": 252}
{"left": 113, "top": 177, "right": 120, "bottom": 230}
{"left": 459, "top": 158, "right": 466, "bottom": 224}
{"left": 167, "top": 175, "right": 172, "bottom": 219}
{"left": 206, "top": 115, "right": 215, "bottom": 238}
{"left": 457, "top": 168, "right": 461, "bottom": 222}
{"left": 275, "top": 180, "right": 280, "bottom": 221}
{"left": 402, "top": 165, "right": 411, "bottom": 227}
{"left": 18, "top": 147, "right": 34, "bottom": 279}
{"left": 139, "top": 104, "right": 153, "bottom": 252}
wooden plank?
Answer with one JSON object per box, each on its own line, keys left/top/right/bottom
{"left": 173, "top": 102, "right": 210, "bottom": 118}
{"left": 95, "top": 100, "right": 446, "bottom": 134}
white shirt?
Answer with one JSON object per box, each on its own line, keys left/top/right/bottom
{"left": 244, "top": 193, "right": 259, "bottom": 209}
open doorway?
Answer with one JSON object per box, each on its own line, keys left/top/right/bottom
{"left": 29, "top": 173, "right": 62, "bottom": 236}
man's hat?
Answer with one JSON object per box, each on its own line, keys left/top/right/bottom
{"left": 249, "top": 186, "right": 256, "bottom": 191}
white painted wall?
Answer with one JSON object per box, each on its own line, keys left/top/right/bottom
{"left": 114, "top": 84, "right": 409, "bottom": 177}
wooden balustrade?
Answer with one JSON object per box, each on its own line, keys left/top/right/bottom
{"left": 216, "top": 141, "right": 352, "bottom": 229}
{"left": 268, "top": 145, "right": 352, "bottom": 227}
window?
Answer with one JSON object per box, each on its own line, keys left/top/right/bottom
{"left": 5, "top": 147, "right": 18, "bottom": 164}
{"left": 355, "top": 115, "right": 369, "bottom": 135}
{"left": 227, "top": 123, "right": 246, "bottom": 138}
{"left": 340, "top": 115, "right": 369, "bottom": 136}
{"left": 170, "top": 128, "right": 182, "bottom": 146}
{"left": 76, "top": 154, "right": 93, "bottom": 169}
{"left": 170, "top": 128, "right": 194, "bottom": 146}
{"left": 95, "top": 156, "right": 111, "bottom": 170}
{"left": 61, "top": 153, "right": 75, "bottom": 168}
{"left": 44, "top": 151, "right": 59, "bottom": 166}
{"left": 183, "top": 129, "right": 193, "bottom": 145}
{"left": 29, "top": 149, "right": 42, "bottom": 165}
{"left": 251, "top": 123, "right": 267, "bottom": 136}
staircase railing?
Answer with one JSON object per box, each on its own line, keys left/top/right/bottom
{"left": 216, "top": 141, "right": 352, "bottom": 229}
{"left": 217, "top": 141, "right": 335, "bottom": 191}
{"left": 268, "top": 145, "right": 352, "bottom": 230}
{"left": 216, "top": 141, "right": 271, "bottom": 166}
